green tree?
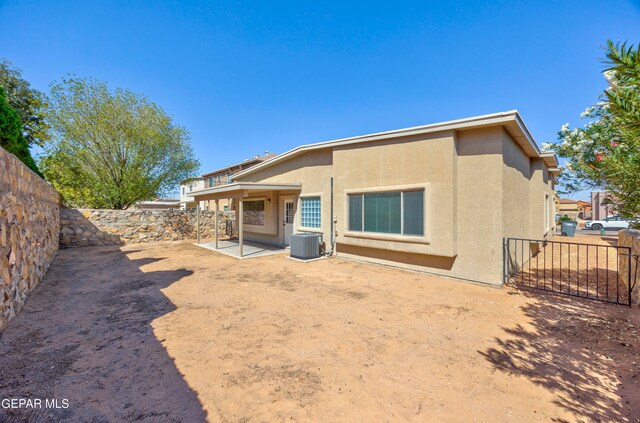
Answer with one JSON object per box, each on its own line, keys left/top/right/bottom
{"left": 546, "top": 40, "right": 640, "bottom": 228}
{"left": 40, "top": 76, "right": 200, "bottom": 209}
{"left": 0, "top": 87, "right": 41, "bottom": 175}
{"left": 0, "top": 59, "right": 50, "bottom": 146}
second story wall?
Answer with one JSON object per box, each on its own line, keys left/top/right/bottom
{"left": 180, "top": 179, "right": 205, "bottom": 203}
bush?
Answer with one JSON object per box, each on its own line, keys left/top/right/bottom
{"left": 558, "top": 215, "right": 574, "bottom": 222}
{"left": 0, "top": 87, "right": 41, "bottom": 176}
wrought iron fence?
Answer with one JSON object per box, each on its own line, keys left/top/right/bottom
{"left": 503, "top": 237, "right": 633, "bottom": 306}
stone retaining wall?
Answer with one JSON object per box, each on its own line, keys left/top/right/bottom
{"left": 59, "top": 208, "right": 236, "bottom": 247}
{"left": 0, "top": 146, "right": 61, "bottom": 332}
{"left": 619, "top": 229, "right": 640, "bottom": 306}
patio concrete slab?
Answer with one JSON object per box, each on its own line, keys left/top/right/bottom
{"left": 194, "top": 239, "right": 288, "bottom": 259}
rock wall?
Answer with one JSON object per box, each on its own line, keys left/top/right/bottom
{"left": 59, "top": 208, "right": 236, "bottom": 247}
{"left": 243, "top": 210, "right": 265, "bottom": 226}
{"left": 0, "top": 146, "right": 61, "bottom": 332}
{"left": 619, "top": 229, "right": 640, "bottom": 306}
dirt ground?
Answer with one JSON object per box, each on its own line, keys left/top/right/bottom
{"left": 1, "top": 241, "right": 639, "bottom": 422}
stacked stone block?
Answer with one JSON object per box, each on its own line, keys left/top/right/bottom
{"left": 0, "top": 147, "right": 61, "bottom": 332}
{"left": 59, "top": 208, "right": 236, "bottom": 247}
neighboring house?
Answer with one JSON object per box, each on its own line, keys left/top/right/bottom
{"left": 192, "top": 111, "right": 559, "bottom": 285}
{"left": 558, "top": 198, "right": 578, "bottom": 213}
{"left": 578, "top": 200, "right": 591, "bottom": 219}
{"left": 199, "top": 153, "right": 277, "bottom": 211}
{"left": 134, "top": 199, "right": 181, "bottom": 210}
{"left": 577, "top": 200, "right": 591, "bottom": 219}
{"left": 180, "top": 177, "right": 207, "bottom": 210}
{"left": 558, "top": 198, "right": 590, "bottom": 219}
{"left": 591, "top": 191, "right": 616, "bottom": 220}
{"left": 180, "top": 154, "right": 276, "bottom": 211}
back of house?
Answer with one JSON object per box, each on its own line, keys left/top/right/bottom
{"left": 193, "top": 111, "right": 559, "bottom": 285}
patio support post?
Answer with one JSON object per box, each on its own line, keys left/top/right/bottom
{"left": 239, "top": 199, "right": 244, "bottom": 258}
{"left": 215, "top": 200, "right": 219, "bottom": 249}
{"left": 196, "top": 204, "right": 200, "bottom": 244}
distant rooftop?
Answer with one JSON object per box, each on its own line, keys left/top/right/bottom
{"left": 138, "top": 198, "right": 180, "bottom": 204}
{"left": 201, "top": 152, "right": 277, "bottom": 177}
{"left": 559, "top": 198, "right": 589, "bottom": 204}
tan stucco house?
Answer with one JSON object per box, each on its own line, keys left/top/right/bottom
{"left": 558, "top": 198, "right": 591, "bottom": 220}
{"left": 181, "top": 153, "right": 277, "bottom": 210}
{"left": 192, "top": 111, "right": 559, "bottom": 285}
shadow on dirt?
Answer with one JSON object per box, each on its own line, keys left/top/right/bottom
{"left": 0, "top": 245, "right": 207, "bottom": 422}
{"left": 480, "top": 288, "right": 639, "bottom": 422}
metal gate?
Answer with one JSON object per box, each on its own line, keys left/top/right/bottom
{"left": 503, "top": 237, "right": 634, "bottom": 306}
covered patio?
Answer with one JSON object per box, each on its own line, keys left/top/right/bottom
{"left": 195, "top": 239, "right": 288, "bottom": 259}
{"left": 191, "top": 182, "right": 301, "bottom": 258}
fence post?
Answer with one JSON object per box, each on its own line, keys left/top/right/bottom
{"left": 502, "top": 238, "right": 506, "bottom": 285}
{"left": 196, "top": 205, "right": 200, "bottom": 244}
{"left": 618, "top": 229, "right": 639, "bottom": 306}
{"left": 629, "top": 249, "right": 633, "bottom": 307}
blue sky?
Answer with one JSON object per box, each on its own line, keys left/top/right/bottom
{"left": 2, "top": 0, "right": 639, "bottom": 199}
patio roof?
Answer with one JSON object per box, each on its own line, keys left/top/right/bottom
{"left": 192, "top": 182, "right": 301, "bottom": 258}
{"left": 190, "top": 182, "right": 301, "bottom": 201}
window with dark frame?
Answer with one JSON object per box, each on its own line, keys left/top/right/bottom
{"left": 348, "top": 190, "right": 424, "bottom": 236}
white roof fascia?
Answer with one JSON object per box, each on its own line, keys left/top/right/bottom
{"left": 191, "top": 182, "right": 302, "bottom": 197}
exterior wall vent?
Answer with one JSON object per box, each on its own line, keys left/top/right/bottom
{"left": 290, "top": 233, "right": 321, "bottom": 260}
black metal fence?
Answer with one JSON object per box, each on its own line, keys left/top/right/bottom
{"left": 503, "top": 237, "right": 633, "bottom": 306}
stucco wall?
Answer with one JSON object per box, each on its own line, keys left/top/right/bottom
{"left": 336, "top": 127, "right": 521, "bottom": 285}
{"left": 454, "top": 127, "right": 505, "bottom": 284}
{"left": 238, "top": 149, "right": 334, "bottom": 245}
{"left": 331, "top": 127, "right": 513, "bottom": 284}
{"left": 59, "top": 209, "right": 236, "bottom": 247}
{"left": 233, "top": 125, "right": 556, "bottom": 286}
{"left": 334, "top": 131, "right": 457, "bottom": 257}
{"left": 500, "top": 128, "right": 555, "bottom": 242}
{"left": 0, "top": 146, "right": 61, "bottom": 332}
{"left": 528, "top": 158, "right": 555, "bottom": 238}
{"left": 501, "top": 127, "right": 532, "bottom": 240}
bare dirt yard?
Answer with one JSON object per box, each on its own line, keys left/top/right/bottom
{"left": 1, "top": 241, "right": 639, "bottom": 422}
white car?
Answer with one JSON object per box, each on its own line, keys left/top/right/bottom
{"left": 585, "top": 216, "right": 630, "bottom": 230}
